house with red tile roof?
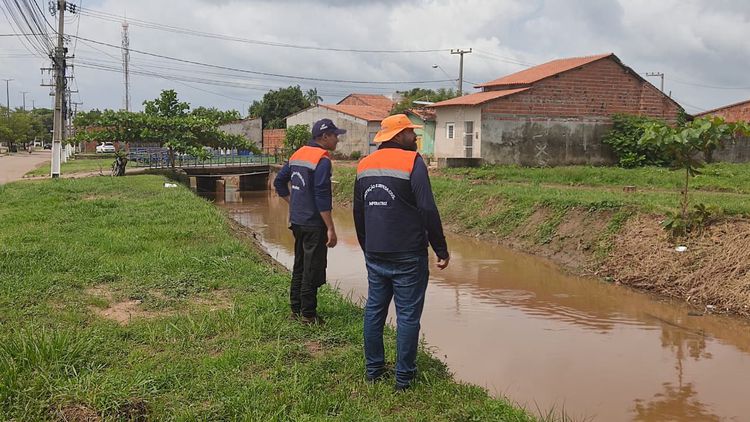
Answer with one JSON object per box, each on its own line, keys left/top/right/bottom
{"left": 695, "top": 99, "right": 750, "bottom": 123}
{"left": 286, "top": 94, "right": 394, "bottom": 156}
{"left": 432, "top": 53, "right": 683, "bottom": 166}
{"left": 695, "top": 100, "right": 750, "bottom": 162}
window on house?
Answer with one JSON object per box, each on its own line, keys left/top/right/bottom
{"left": 446, "top": 122, "right": 455, "bottom": 139}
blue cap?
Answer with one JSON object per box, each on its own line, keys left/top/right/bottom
{"left": 312, "top": 119, "right": 346, "bottom": 138}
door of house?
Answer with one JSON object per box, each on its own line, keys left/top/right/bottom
{"left": 464, "top": 121, "right": 474, "bottom": 158}
{"left": 368, "top": 132, "right": 377, "bottom": 154}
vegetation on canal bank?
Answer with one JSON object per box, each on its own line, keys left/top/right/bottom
{"left": 0, "top": 176, "right": 537, "bottom": 421}
{"left": 332, "top": 163, "right": 750, "bottom": 317}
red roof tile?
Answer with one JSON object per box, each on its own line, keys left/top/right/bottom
{"left": 695, "top": 99, "right": 750, "bottom": 122}
{"left": 476, "top": 53, "right": 613, "bottom": 88}
{"left": 407, "top": 108, "right": 436, "bottom": 121}
{"left": 337, "top": 94, "right": 395, "bottom": 110}
{"left": 431, "top": 88, "right": 531, "bottom": 107}
{"left": 320, "top": 104, "right": 391, "bottom": 121}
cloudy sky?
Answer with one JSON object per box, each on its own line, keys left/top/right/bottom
{"left": 1, "top": 0, "right": 749, "bottom": 116}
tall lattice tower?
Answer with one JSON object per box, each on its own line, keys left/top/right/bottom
{"left": 121, "top": 20, "right": 131, "bottom": 111}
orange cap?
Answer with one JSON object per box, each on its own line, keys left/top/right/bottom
{"left": 373, "top": 114, "right": 422, "bottom": 143}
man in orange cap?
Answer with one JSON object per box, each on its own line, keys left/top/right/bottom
{"left": 353, "top": 114, "right": 450, "bottom": 391}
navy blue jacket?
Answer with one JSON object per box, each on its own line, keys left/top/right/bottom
{"left": 353, "top": 142, "right": 448, "bottom": 259}
{"left": 273, "top": 143, "right": 332, "bottom": 227}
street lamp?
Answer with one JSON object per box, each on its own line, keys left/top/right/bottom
{"left": 432, "top": 64, "right": 455, "bottom": 82}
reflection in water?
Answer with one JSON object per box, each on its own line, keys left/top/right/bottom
{"left": 632, "top": 321, "right": 720, "bottom": 421}
{"left": 634, "top": 383, "right": 720, "bottom": 422}
{"left": 216, "top": 191, "right": 750, "bottom": 422}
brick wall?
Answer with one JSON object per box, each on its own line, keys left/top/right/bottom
{"left": 263, "top": 129, "right": 286, "bottom": 150}
{"left": 482, "top": 58, "right": 682, "bottom": 122}
{"left": 700, "top": 101, "right": 750, "bottom": 123}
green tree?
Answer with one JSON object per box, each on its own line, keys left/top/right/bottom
{"left": 73, "top": 109, "right": 103, "bottom": 128}
{"left": 73, "top": 109, "right": 253, "bottom": 171}
{"left": 390, "top": 88, "right": 457, "bottom": 114}
{"left": 249, "top": 86, "right": 311, "bottom": 129}
{"left": 0, "top": 110, "right": 34, "bottom": 150}
{"left": 283, "top": 124, "right": 311, "bottom": 158}
{"left": 640, "top": 116, "right": 750, "bottom": 229}
{"left": 143, "top": 89, "right": 190, "bottom": 118}
{"left": 29, "top": 108, "right": 53, "bottom": 142}
{"left": 190, "top": 107, "right": 242, "bottom": 125}
{"left": 305, "top": 88, "right": 323, "bottom": 106}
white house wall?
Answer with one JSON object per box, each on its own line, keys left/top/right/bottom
{"left": 286, "top": 107, "right": 376, "bottom": 156}
{"left": 434, "top": 106, "right": 483, "bottom": 160}
{"left": 218, "top": 118, "right": 263, "bottom": 148}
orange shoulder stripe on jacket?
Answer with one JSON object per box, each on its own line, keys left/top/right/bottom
{"left": 357, "top": 149, "right": 417, "bottom": 180}
{"left": 290, "top": 146, "right": 330, "bottom": 169}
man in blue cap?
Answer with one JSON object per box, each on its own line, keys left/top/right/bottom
{"left": 273, "top": 118, "right": 346, "bottom": 325}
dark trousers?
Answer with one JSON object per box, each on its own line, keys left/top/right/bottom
{"left": 290, "top": 224, "right": 328, "bottom": 317}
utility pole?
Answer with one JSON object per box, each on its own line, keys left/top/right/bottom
{"left": 1, "top": 78, "right": 11, "bottom": 117}
{"left": 48, "top": 0, "right": 76, "bottom": 177}
{"left": 645, "top": 72, "right": 664, "bottom": 92}
{"left": 122, "top": 20, "right": 131, "bottom": 111}
{"left": 451, "top": 48, "right": 472, "bottom": 96}
{"left": 21, "top": 91, "right": 28, "bottom": 111}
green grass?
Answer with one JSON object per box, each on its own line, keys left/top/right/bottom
{"left": 444, "top": 162, "right": 750, "bottom": 194}
{"left": 0, "top": 176, "right": 534, "bottom": 421}
{"left": 25, "top": 158, "right": 115, "bottom": 176}
{"left": 334, "top": 164, "right": 750, "bottom": 220}
{"left": 333, "top": 163, "right": 750, "bottom": 252}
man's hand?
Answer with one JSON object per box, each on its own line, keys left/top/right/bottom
{"left": 280, "top": 195, "right": 290, "bottom": 204}
{"left": 326, "top": 228, "right": 338, "bottom": 248}
{"left": 437, "top": 253, "right": 450, "bottom": 270}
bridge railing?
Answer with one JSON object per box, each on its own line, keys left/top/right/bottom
{"left": 128, "top": 148, "right": 278, "bottom": 169}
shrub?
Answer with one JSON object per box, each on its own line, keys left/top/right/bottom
{"left": 603, "top": 114, "right": 670, "bottom": 168}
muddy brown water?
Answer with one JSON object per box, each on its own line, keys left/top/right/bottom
{"left": 215, "top": 190, "right": 750, "bottom": 422}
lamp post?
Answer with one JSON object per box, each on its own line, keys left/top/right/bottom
{"left": 1, "top": 78, "right": 12, "bottom": 117}
{"left": 432, "top": 64, "right": 455, "bottom": 88}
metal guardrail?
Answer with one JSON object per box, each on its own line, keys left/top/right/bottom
{"left": 128, "top": 149, "right": 279, "bottom": 169}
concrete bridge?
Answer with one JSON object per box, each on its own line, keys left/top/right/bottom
{"left": 183, "top": 164, "right": 272, "bottom": 201}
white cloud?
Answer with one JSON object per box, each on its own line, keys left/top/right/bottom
{"left": 1, "top": 0, "right": 748, "bottom": 114}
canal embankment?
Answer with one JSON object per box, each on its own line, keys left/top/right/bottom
{"left": 330, "top": 163, "right": 750, "bottom": 318}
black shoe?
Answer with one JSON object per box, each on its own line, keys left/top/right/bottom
{"left": 366, "top": 368, "right": 389, "bottom": 384}
{"left": 289, "top": 312, "right": 301, "bottom": 321}
{"left": 301, "top": 315, "right": 325, "bottom": 326}
{"left": 394, "top": 383, "right": 411, "bottom": 392}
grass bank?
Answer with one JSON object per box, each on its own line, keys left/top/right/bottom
{"left": 25, "top": 158, "right": 115, "bottom": 177}
{"left": 0, "top": 175, "right": 534, "bottom": 421}
{"left": 443, "top": 162, "right": 750, "bottom": 194}
{"left": 332, "top": 163, "right": 750, "bottom": 316}
{"left": 333, "top": 163, "right": 750, "bottom": 229}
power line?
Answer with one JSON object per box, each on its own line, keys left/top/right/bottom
{"left": 670, "top": 96, "right": 708, "bottom": 113}
{"left": 472, "top": 49, "right": 536, "bottom": 67}
{"left": 71, "top": 40, "right": 404, "bottom": 96}
{"left": 72, "top": 39, "right": 350, "bottom": 103}
{"left": 68, "top": 34, "right": 455, "bottom": 85}
{"left": 667, "top": 76, "right": 750, "bottom": 91}
{"left": 0, "top": 1, "right": 52, "bottom": 58}
{"left": 76, "top": 6, "right": 448, "bottom": 54}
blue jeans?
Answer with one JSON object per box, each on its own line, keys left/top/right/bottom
{"left": 363, "top": 252, "right": 429, "bottom": 387}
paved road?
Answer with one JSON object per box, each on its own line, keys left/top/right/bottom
{"left": 0, "top": 151, "right": 51, "bottom": 184}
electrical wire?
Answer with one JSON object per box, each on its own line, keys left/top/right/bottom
{"left": 69, "top": 34, "right": 454, "bottom": 86}
{"left": 76, "top": 6, "right": 448, "bottom": 54}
